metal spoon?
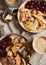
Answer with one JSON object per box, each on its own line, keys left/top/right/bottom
{"left": 0, "top": 10, "right": 13, "bottom": 33}
{"left": 0, "top": 4, "right": 14, "bottom": 32}
{"left": 2, "top": 10, "right": 14, "bottom": 33}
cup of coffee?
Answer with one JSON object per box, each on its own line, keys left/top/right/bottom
{"left": 33, "top": 36, "right": 46, "bottom": 54}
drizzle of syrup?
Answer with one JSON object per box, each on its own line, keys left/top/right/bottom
{"left": 0, "top": 36, "right": 12, "bottom": 57}
{"left": 25, "top": 0, "right": 46, "bottom": 14}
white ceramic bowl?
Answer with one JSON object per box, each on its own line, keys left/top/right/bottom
{"left": 18, "top": 0, "right": 46, "bottom": 33}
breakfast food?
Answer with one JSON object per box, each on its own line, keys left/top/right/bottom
{"left": 33, "top": 36, "right": 46, "bottom": 54}
{"left": 3, "top": 11, "right": 13, "bottom": 22}
{"left": 5, "top": 14, "right": 12, "bottom": 21}
{"left": 0, "top": 34, "right": 31, "bottom": 65}
{"left": 5, "top": 0, "right": 19, "bottom": 5}
{"left": 19, "top": 0, "right": 46, "bottom": 32}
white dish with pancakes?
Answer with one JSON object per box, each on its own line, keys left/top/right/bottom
{"left": 18, "top": 0, "right": 46, "bottom": 33}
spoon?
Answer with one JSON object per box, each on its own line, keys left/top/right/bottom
{"left": 0, "top": 5, "right": 14, "bottom": 32}
{"left": 1, "top": 10, "right": 14, "bottom": 33}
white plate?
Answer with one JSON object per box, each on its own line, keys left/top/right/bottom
{"left": 18, "top": 0, "right": 46, "bottom": 33}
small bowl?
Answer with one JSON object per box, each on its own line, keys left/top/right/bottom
{"left": 5, "top": 0, "right": 22, "bottom": 8}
